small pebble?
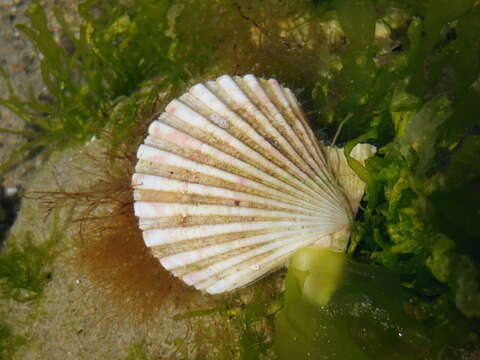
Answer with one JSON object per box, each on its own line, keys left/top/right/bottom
{"left": 4, "top": 186, "right": 18, "bottom": 197}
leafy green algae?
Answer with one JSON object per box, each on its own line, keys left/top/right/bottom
{"left": 0, "top": 318, "right": 25, "bottom": 360}
{"left": 0, "top": 0, "right": 479, "bottom": 358}
{"left": 275, "top": 249, "right": 435, "bottom": 360}
{"left": 121, "top": 342, "right": 150, "bottom": 360}
{"left": 0, "top": 0, "right": 339, "bottom": 171}
{"left": 0, "top": 228, "right": 58, "bottom": 302}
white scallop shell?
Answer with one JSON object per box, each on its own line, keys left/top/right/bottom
{"left": 132, "top": 74, "right": 376, "bottom": 294}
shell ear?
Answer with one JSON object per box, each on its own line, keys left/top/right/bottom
{"left": 325, "top": 143, "right": 377, "bottom": 216}
{"left": 132, "top": 74, "right": 372, "bottom": 294}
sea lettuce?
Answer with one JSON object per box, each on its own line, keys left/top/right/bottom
{"left": 282, "top": 3, "right": 480, "bottom": 355}
{"left": 274, "top": 248, "right": 436, "bottom": 360}
{"left": 359, "top": 93, "right": 480, "bottom": 318}
{"left": 338, "top": 1, "right": 480, "bottom": 339}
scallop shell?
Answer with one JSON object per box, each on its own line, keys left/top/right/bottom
{"left": 132, "top": 74, "right": 376, "bottom": 294}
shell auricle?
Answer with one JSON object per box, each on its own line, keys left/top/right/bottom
{"left": 132, "top": 74, "right": 376, "bottom": 294}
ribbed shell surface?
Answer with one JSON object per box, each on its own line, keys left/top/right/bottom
{"left": 132, "top": 74, "right": 376, "bottom": 294}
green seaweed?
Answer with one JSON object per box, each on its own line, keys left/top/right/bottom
{"left": 172, "top": 282, "right": 282, "bottom": 359}
{"left": 121, "top": 342, "right": 150, "bottom": 360}
{"left": 274, "top": 248, "right": 472, "bottom": 359}
{"left": 0, "top": 0, "right": 191, "bottom": 172}
{"left": 239, "top": 288, "right": 281, "bottom": 360}
{"left": 0, "top": 318, "right": 25, "bottom": 360}
{"left": 0, "top": 0, "right": 338, "bottom": 173}
{"left": 0, "top": 228, "right": 58, "bottom": 302}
